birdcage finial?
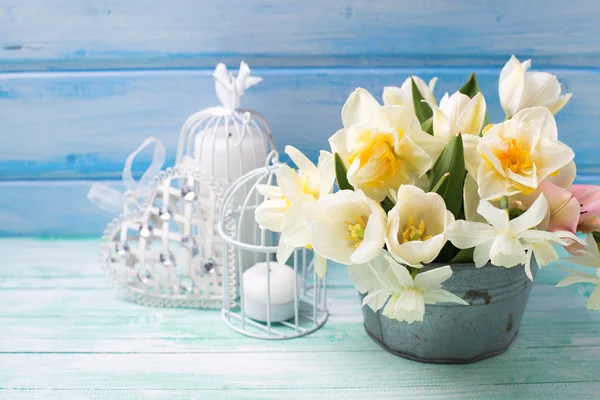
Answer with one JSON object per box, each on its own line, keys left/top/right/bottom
{"left": 213, "top": 62, "right": 263, "bottom": 112}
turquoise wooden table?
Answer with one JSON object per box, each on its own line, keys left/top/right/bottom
{"left": 1, "top": 238, "right": 599, "bottom": 399}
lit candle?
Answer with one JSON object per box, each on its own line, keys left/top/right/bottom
{"left": 242, "top": 261, "right": 296, "bottom": 323}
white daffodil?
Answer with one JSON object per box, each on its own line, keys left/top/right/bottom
{"left": 385, "top": 185, "right": 454, "bottom": 267}
{"left": 444, "top": 194, "right": 555, "bottom": 268}
{"left": 477, "top": 107, "right": 574, "bottom": 200}
{"left": 556, "top": 233, "right": 600, "bottom": 310}
{"left": 499, "top": 55, "right": 572, "bottom": 118}
{"left": 254, "top": 146, "right": 335, "bottom": 266}
{"left": 426, "top": 91, "right": 486, "bottom": 177}
{"left": 383, "top": 76, "right": 438, "bottom": 114}
{"left": 564, "top": 233, "right": 600, "bottom": 268}
{"left": 362, "top": 255, "right": 468, "bottom": 324}
{"left": 304, "top": 189, "right": 387, "bottom": 268}
{"left": 348, "top": 250, "right": 391, "bottom": 312}
{"left": 522, "top": 230, "right": 584, "bottom": 281}
{"left": 330, "top": 88, "right": 445, "bottom": 202}
{"left": 556, "top": 267, "right": 600, "bottom": 310}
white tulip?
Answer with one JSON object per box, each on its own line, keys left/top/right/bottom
{"left": 499, "top": 55, "right": 572, "bottom": 118}
{"left": 427, "top": 91, "right": 486, "bottom": 141}
{"left": 383, "top": 76, "right": 438, "bottom": 113}
{"left": 254, "top": 146, "right": 335, "bottom": 267}
{"left": 330, "top": 88, "right": 446, "bottom": 202}
{"left": 362, "top": 255, "right": 468, "bottom": 324}
{"left": 476, "top": 107, "right": 574, "bottom": 200}
{"left": 385, "top": 185, "right": 454, "bottom": 267}
{"left": 444, "top": 194, "right": 561, "bottom": 268}
{"left": 304, "top": 189, "right": 387, "bottom": 267}
{"left": 426, "top": 91, "right": 486, "bottom": 177}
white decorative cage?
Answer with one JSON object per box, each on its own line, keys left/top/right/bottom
{"left": 218, "top": 151, "right": 328, "bottom": 339}
{"left": 176, "top": 62, "right": 274, "bottom": 186}
{"left": 176, "top": 107, "right": 273, "bottom": 185}
{"left": 101, "top": 166, "right": 236, "bottom": 308}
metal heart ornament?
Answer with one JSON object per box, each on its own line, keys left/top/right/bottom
{"left": 101, "top": 165, "right": 236, "bottom": 309}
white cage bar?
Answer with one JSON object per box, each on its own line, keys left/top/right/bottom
{"left": 218, "top": 151, "right": 328, "bottom": 339}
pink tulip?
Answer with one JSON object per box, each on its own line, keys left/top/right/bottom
{"left": 538, "top": 181, "right": 581, "bottom": 233}
{"left": 569, "top": 184, "right": 600, "bottom": 233}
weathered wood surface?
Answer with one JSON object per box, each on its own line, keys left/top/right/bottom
{"left": 1, "top": 0, "right": 600, "bottom": 71}
{"left": 2, "top": 67, "right": 600, "bottom": 179}
{"left": 1, "top": 239, "right": 599, "bottom": 399}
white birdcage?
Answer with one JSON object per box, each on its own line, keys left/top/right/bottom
{"left": 218, "top": 151, "right": 328, "bottom": 339}
{"left": 97, "top": 62, "right": 274, "bottom": 309}
{"left": 176, "top": 62, "right": 273, "bottom": 186}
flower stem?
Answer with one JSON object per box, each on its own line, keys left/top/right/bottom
{"left": 430, "top": 172, "right": 450, "bottom": 193}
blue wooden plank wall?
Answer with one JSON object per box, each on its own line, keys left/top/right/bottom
{"left": 1, "top": 0, "right": 599, "bottom": 236}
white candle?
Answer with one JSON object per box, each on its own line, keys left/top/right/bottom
{"left": 242, "top": 261, "right": 296, "bottom": 323}
{"left": 194, "top": 123, "right": 268, "bottom": 182}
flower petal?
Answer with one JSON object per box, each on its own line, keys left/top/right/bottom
{"left": 255, "top": 198, "right": 287, "bottom": 232}
{"left": 315, "top": 254, "right": 328, "bottom": 278}
{"left": 276, "top": 165, "right": 304, "bottom": 202}
{"left": 509, "top": 193, "right": 548, "bottom": 234}
{"left": 362, "top": 289, "right": 392, "bottom": 312}
{"left": 489, "top": 234, "right": 527, "bottom": 268}
{"left": 426, "top": 99, "right": 453, "bottom": 143}
{"left": 285, "top": 145, "right": 318, "bottom": 177}
{"left": 586, "top": 286, "right": 600, "bottom": 310}
{"left": 547, "top": 93, "right": 572, "bottom": 115}
{"left": 414, "top": 265, "right": 452, "bottom": 290}
{"left": 546, "top": 160, "right": 576, "bottom": 189}
{"left": 456, "top": 92, "right": 487, "bottom": 136}
{"left": 317, "top": 151, "right": 336, "bottom": 197}
{"left": 276, "top": 238, "right": 296, "bottom": 264}
{"left": 478, "top": 199, "right": 509, "bottom": 231}
{"left": 384, "top": 255, "right": 415, "bottom": 290}
{"left": 383, "top": 86, "right": 410, "bottom": 108}
{"left": 329, "top": 128, "right": 350, "bottom": 161}
{"left": 280, "top": 194, "right": 315, "bottom": 247}
{"left": 463, "top": 174, "right": 485, "bottom": 223}
{"left": 341, "top": 88, "right": 381, "bottom": 128}
{"left": 444, "top": 220, "right": 496, "bottom": 249}
{"left": 256, "top": 184, "right": 283, "bottom": 199}
{"left": 423, "top": 289, "right": 469, "bottom": 305}
{"left": 499, "top": 55, "right": 527, "bottom": 117}
{"left": 474, "top": 240, "right": 493, "bottom": 268}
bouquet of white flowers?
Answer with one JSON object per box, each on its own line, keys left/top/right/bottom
{"left": 255, "top": 55, "right": 600, "bottom": 325}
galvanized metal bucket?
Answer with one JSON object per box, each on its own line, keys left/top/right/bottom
{"left": 361, "top": 262, "right": 534, "bottom": 364}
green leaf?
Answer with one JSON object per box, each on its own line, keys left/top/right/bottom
{"left": 508, "top": 208, "right": 525, "bottom": 220}
{"left": 334, "top": 153, "right": 354, "bottom": 191}
{"left": 429, "top": 134, "right": 466, "bottom": 219}
{"left": 381, "top": 197, "right": 395, "bottom": 213}
{"left": 450, "top": 247, "right": 475, "bottom": 263}
{"left": 459, "top": 73, "right": 482, "bottom": 98}
{"left": 421, "top": 117, "right": 434, "bottom": 135}
{"left": 459, "top": 73, "right": 489, "bottom": 128}
{"left": 411, "top": 77, "right": 433, "bottom": 124}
